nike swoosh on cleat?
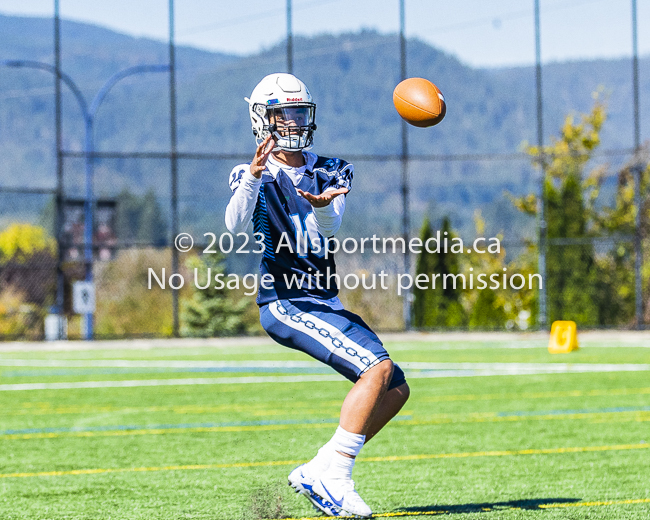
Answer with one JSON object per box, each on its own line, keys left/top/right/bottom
{"left": 319, "top": 481, "right": 344, "bottom": 508}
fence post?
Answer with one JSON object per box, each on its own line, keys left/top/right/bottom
{"left": 169, "top": 0, "right": 179, "bottom": 337}
{"left": 399, "top": 0, "right": 411, "bottom": 330}
{"left": 632, "top": 0, "right": 643, "bottom": 328}
{"left": 534, "top": 0, "right": 547, "bottom": 329}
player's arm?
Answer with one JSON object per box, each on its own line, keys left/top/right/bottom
{"left": 308, "top": 189, "right": 347, "bottom": 236}
{"left": 224, "top": 135, "right": 274, "bottom": 234}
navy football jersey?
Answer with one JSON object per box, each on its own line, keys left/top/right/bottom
{"left": 228, "top": 152, "right": 353, "bottom": 306}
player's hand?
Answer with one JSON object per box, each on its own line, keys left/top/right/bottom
{"left": 297, "top": 187, "right": 349, "bottom": 208}
{"left": 250, "top": 134, "right": 274, "bottom": 179}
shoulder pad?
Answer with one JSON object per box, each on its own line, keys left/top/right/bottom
{"left": 228, "top": 163, "right": 250, "bottom": 192}
{"left": 312, "top": 156, "right": 351, "bottom": 176}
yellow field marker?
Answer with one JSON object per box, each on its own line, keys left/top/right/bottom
{"left": 1, "top": 442, "right": 648, "bottom": 479}
{"left": 548, "top": 320, "right": 579, "bottom": 353}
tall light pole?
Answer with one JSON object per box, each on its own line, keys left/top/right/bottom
{"left": 1, "top": 60, "right": 168, "bottom": 339}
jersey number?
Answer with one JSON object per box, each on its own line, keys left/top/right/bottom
{"left": 289, "top": 212, "right": 325, "bottom": 258}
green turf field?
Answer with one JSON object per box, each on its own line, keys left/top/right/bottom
{"left": 1, "top": 334, "right": 649, "bottom": 519}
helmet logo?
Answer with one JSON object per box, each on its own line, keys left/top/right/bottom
{"left": 286, "top": 97, "right": 303, "bottom": 102}
{"left": 267, "top": 98, "right": 279, "bottom": 105}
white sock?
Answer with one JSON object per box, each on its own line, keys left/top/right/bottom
{"left": 330, "top": 425, "right": 365, "bottom": 458}
{"left": 324, "top": 426, "right": 365, "bottom": 479}
{"left": 306, "top": 440, "right": 335, "bottom": 473}
{"left": 307, "top": 426, "right": 365, "bottom": 475}
{"left": 325, "top": 450, "right": 356, "bottom": 480}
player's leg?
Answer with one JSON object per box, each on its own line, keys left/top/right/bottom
{"left": 260, "top": 300, "right": 407, "bottom": 517}
{"left": 309, "top": 361, "right": 407, "bottom": 517}
{"left": 338, "top": 357, "right": 394, "bottom": 435}
{"left": 365, "top": 381, "right": 410, "bottom": 442}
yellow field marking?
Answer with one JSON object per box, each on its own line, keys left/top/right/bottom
{"left": 360, "top": 442, "right": 650, "bottom": 463}
{"left": 1, "top": 422, "right": 335, "bottom": 440}
{"left": 405, "top": 410, "right": 650, "bottom": 427}
{"left": 3, "top": 409, "right": 648, "bottom": 441}
{"left": 0, "top": 459, "right": 306, "bottom": 479}
{"left": 9, "top": 387, "right": 650, "bottom": 416}
{"left": 1, "top": 442, "right": 648, "bottom": 479}
{"left": 5, "top": 400, "right": 344, "bottom": 416}
{"left": 540, "top": 498, "right": 650, "bottom": 508}
{"left": 279, "top": 498, "right": 650, "bottom": 519}
{"left": 421, "top": 387, "right": 650, "bottom": 403}
{"left": 6, "top": 387, "right": 649, "bottom": 417}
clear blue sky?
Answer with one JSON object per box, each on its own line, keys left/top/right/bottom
{"left": 1, "top": 0, "right": 648, "bottom": 67}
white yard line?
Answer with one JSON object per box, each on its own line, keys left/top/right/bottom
{"left": 0, "top": 375, "right": 344, "bottom": 391}
{"left": 2, "top": 360, "right": 649, "bottom": 371}
{"left": 1, "top": 363, "right": 649, "bottom": 391}
{"left": 0, "top": 360, "right": 322, "bottom": 368}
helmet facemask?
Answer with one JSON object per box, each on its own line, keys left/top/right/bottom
{"left": 252, "top": 102, "right": 316, "bottom": 152}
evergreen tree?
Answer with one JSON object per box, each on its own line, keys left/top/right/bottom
{"left": 180, "top": 253, "right": 248, "bottom": 337}
{"left": 412, "top": 216, "right": 466, "bottom": 328}
{"left": 412, "top": 218, "right": 436, "bottom": 327}
{"left": 545, "top": 172, "right": 599, "bottom": 324}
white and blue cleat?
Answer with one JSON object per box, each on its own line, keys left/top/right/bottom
{"left": 288, "top": 464, "right": 372, "bottom": 518}
{"left": 288, "top": 464, "right": 338, "bottom": 516}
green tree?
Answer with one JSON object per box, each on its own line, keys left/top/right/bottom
{"left": 181, "top": 253, "right": 248, "bottom": 337}
{"left": 412, "top": 217, "right": 436, "bottom": 327}
{"left": 512, "top": 97, "right": 648, "bottom": 326}
{"left": 413, "top": 216, "right": 466, "bottom": 328}
{"left": 545, "top": 170, "right": 599, "bottom": 324}
{"left": 592, "top": 159, "right": 650, "bottom": 324}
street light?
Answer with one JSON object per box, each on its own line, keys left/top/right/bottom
{"left": 1, "top": 60, "right": 169, "bottom": 339}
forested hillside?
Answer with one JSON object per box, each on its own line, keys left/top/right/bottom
{"left": 1, "top": 14, "right": 648, "bottom": 240}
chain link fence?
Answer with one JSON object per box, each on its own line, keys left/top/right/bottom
{"left": 0, "top": 1, "right": 648, "bottom": 339}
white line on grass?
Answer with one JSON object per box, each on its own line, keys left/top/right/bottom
{"left": 2, "top": 360, "right": 649, "bottom": 371}
{"left": 1, "top": 363, "right": 650, "bottom": 391}
{"left": 0, "top": 360, "right": 322, "bottom": 368}
{"left": 2, "top": 330, "right": 649, "bottom": 353}
{"left": 0, "top": 375, "right": 344, "bottom": 391}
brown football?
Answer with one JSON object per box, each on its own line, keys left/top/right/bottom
{"left": 393, "top": 78, "right": 446, "bottom": 127}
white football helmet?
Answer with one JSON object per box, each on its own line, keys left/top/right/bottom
{"left": 245, "top": 73, "right": 317, "bottom": 152}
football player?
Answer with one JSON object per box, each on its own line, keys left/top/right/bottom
{"left": 225, "top": 73, "right": 410, "bottom": 518}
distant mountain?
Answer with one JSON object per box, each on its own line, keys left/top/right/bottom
{"left": 0, "top": 14, "right": 648, "bottom": 242}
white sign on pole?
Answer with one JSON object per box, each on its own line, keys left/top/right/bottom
{"left": 73, "top": 281, "right": 96, "bottom": 314}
